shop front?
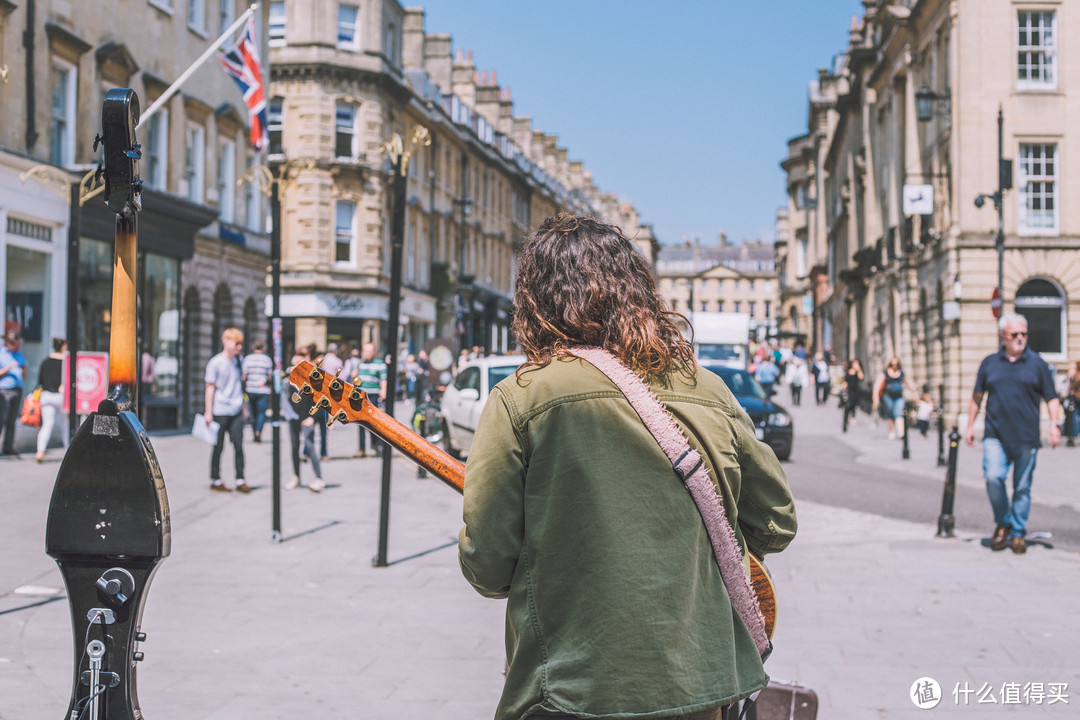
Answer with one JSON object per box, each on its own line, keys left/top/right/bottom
{"left": 79, "top": 188, "right": 216, "bottom": 430}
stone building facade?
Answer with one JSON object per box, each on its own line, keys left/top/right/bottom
{"left": 779, "top": 0, "right": 1080, "bottom": 422}
{"left": 657, "top": 240, "right": 779, "bottom": 340}
{"left": 268, "top": 2, "right": 653, "bottom": 358}
{"left": 0, "top": 0, "right": 272, "bottom": 430}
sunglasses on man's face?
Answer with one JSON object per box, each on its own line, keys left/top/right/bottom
{"left": 1006, "top": 331, "right": 1027, "bottom": 339}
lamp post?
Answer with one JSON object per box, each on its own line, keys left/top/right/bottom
{"left": 974, "top": 107, "right": 1011, "bottom": 312}
{"left": 238, "top": 157, "right": 315, "bottom": 542}
{"left": 373, "top": 126, "right": 430, "bottom": 568}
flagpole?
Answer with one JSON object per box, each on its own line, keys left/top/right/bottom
{"left": 141, "top": 3, "right": 260, "bottom": 125}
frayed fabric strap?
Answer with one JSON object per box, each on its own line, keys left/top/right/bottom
{"left": 570, "top": 346, "right": 770, "bottom": 657}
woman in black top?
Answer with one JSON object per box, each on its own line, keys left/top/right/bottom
{"left": 36, "top": 337, "right": 68, "bottom": 462}
{"left": 841, "top": 359, "right": 865, "bottom": 428}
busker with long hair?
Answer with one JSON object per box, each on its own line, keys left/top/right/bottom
{"left": 459, "top": 213, "right": 797, "bottom": 720}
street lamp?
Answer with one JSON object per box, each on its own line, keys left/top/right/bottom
{"left": 373, "top": 126, "right": 430, "bottom": 568}
{"left": 915, "top": 84, "right": 950, "bottom": 123}
{"left": 973, "top": 107, "right": 1012, "bottom": 313}
{"left": 237, "top": 157, "right": 315, "bottom": 543}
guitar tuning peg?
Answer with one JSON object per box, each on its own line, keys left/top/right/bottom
{"left": 291, "top": 392, "right": 301, "bottom": 404}
{"left": 309, "top": 362, "right": 324, "bottom": 382}
{"left": 334, "top": 410, "right": 348, "bottom": 424}
{"left": 325, "top": 415, "right": 336, "bottom": 428}
{"left": 299, "top": 383, "right": 313, "bottom": 396}
{"left": 329, "top": 368, "right": 343, "bottom": 392}
{"left": 349, "top": 386, "right": 362, "bottom": 402}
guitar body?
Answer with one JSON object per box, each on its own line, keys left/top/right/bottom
{"left": 288, "top": 359, "right": 777, "bottom": 640}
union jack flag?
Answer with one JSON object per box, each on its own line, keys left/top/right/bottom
{"left": 219, "top": 15, "right": 268, "bottom": 153}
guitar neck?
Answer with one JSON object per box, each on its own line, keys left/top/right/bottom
{"left": 362, "top": 403, "right": 465, "bottom": 495}
{"left": 107, "top": 213, "right": 138, "bottom": 408}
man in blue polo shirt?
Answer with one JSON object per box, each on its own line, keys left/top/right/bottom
{"left": 965, "top": 313, "right": 1061, "bottom": 554}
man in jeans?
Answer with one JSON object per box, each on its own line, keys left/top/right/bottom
{"left": 964, "top": 313, "right": 1061, "bottom": 554}
{"left": 242, "top": 340, "right": 274, "bottom": 442}
{"left": 205, "top": 328, "right": 249, "bottom": 493}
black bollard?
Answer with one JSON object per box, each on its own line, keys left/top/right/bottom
{"left": 936, "top": 384, "right": 947, "bottom": 467}
{"left": 902, "top": 403, "right": 911, "bottom": 460}
{"left": 936, "top": 426, "right": 961, "bottom": 537}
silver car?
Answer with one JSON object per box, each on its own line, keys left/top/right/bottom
{"left": 441, "top": 355, "right": 523, "bottom": 457}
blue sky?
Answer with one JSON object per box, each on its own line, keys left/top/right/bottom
{"left": 413, "top": 1, "right": 867, "bottom": 246}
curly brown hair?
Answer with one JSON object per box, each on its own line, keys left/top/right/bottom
{"left": 512, "top": 213, "right": 695, "bottom": 380}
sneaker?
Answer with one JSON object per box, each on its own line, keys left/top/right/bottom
{"left": 253, "top": 433, "right": 262, "bottom": 443}
{"left": 887, "top": 431, "right": 895, "bottom": 440}
{"left": 1009, "top": 535, "right": 1027, "bottom": 554}
{"left": 990, "top": 525, "right": 1009, "bottom": 551}
{"left": 235, "top": 481, "right": 252, "bottom": 494}
{"left": 286, "top": 474, "right": 300, "bottom": 490}
{"left": 308, "top": 479, "right": 326, "bottom": 493}
{"left": 210, "top": 482, "right": 231, "bottom": 493}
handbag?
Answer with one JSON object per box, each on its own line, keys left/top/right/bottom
{"left": 19, "top": 388, "right": 42, "bottom": 428}
{"left": 570, "top": 346, "right": 771, "bottom": 659}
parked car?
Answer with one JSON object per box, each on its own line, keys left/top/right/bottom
{"left": 441, "top": 355, "right": 524, "bottom": 458}
{"left": 703, "top": 364, "right": 793, "bottom": 461}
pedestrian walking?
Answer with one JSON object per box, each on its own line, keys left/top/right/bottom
{"left": 341, "top": 346, "right": 362, "bottom": 387}
{"left": 840, "top": 359, "right": 865, "bottom": 427}
{"left": 1061, "top": 360, "right": 1080, "bottom": 447}
{"left": 315, "top": 343, "right": 343, "bottom": 460}
{"left": 459, "top": 213, "right": 797, "bottom": 720}
{"left": 283, "top": 348, "right": 324, "bottom": 492}
{"left": 351, "top": 342, "right": 387, "bottom": 458}
{"left": 915, "top": 393, "right": 935, "bottom": 438}
{"left": 812, "top": 352, "right": 832, "bottom": 405}
{"left": 872, "top": 356, "right": 918, "bottom": 439}
{"left": 242, "top": 340, "right": 273, "bottom": 443}
{"left": 964, "top": 313, "right": 1062, "bottom": 554}
{"left": 205, "top": 327, "right": 249, "bottom": 493}
{"left": 35, "top": 338, "right": 70, "bottom": 463}
{"left": 0, "top": 331, "right": 27, "bottom": 457}
{"left": 785, "top": 356, "right": 808, "bottom": 406}
{"left": 754, "top": 355, "right": 780, "bottom": 396}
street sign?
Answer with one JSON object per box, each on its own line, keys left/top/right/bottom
{"left": 990, "top": 287, "right": 1002, "bottom": 319}
{"left": 903, "top": 184, "right": 934, "bottom": 216}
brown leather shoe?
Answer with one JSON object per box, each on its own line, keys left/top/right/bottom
{"left": 1009, "top": 535, "right": 1027, "bottom": 554}
{"left": 210, "top": 482, "right": 231, "bottom": 493}
{"left": 990, "top": 525, "right": 1009, "bottom": 551}
{"left": 235, "top": 482, "right": 252, "bottom": 494}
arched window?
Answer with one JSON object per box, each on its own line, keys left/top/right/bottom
{"left": 1015, "top": 278, "right": 1065, "bottom": 359}
{"left": 212, "top": 283, "right": 234, "bottom": 352}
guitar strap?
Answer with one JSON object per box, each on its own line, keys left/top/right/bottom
{"left": 570, "top": 346, "right": 771, "bottom": 658}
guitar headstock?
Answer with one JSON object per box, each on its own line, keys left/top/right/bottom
{"left": 287, "top": 359, "right": 371, "bottom": 427}
{"left": 98, "top": 88, "right": 143, "bottom": 214}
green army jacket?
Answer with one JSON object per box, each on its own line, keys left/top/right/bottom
{"left": 459, "top": 355, "right": 797, "bottom": 720}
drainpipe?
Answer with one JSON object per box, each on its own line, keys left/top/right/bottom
{"left": 24, "top": 0, "right": 37, "bottom": 151}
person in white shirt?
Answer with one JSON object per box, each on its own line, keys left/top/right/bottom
{"left": 205, "top": 328, "right": 249, "bottom": 493}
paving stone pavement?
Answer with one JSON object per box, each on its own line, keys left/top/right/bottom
{"left": 1, "top": 397, "right": 1077, "bottom": 719}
